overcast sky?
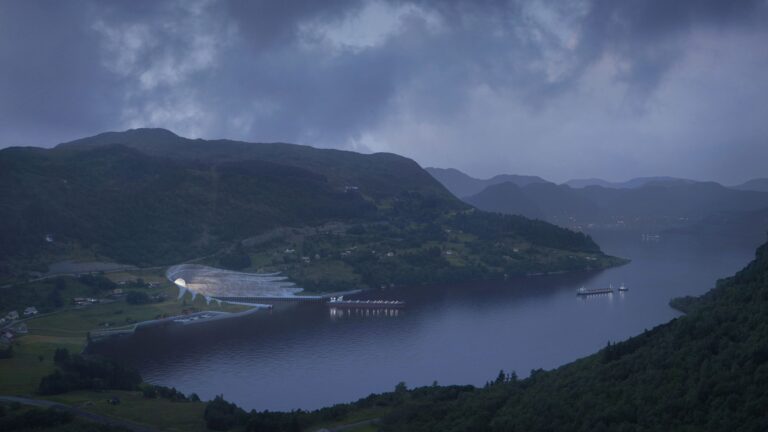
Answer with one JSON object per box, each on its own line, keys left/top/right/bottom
{"left": 1, "top": 0, "right": 767, "bottom": 183}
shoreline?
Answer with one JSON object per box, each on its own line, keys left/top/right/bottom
{"left": 86, "top": 306, "right": 267, "bottom": 345}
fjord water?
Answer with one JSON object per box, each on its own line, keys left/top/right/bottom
{"left": 93, "top": 231, "right": 761, "bottom": 411}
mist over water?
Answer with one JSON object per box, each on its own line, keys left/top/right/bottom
{"left": 92, "top": 231, "right": 762, "bottom": 411}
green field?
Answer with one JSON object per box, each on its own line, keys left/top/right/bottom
{"left": 0, "top": 272, "right": 255, "bottom": 431}
{"left": 48, "top": 390, "right": 209, "bottom": 432}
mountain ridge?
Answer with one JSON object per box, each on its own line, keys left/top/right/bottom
{"left": 425, "top": 167, "right": 550, "bottom": 198}
{"left": 428, "top": 166, "right": 768, "bottom": 231}
{"left": 731, "top": 178, "right": 768, "bottom": 192}
{"left": 0, "top": 129, "right": 617, "bottom": 283}
{"left": 465, "top": 179, "right": 768, "bottom": 227}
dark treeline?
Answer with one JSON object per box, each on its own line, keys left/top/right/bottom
{"left": 0, "top": 277, "right": 73, "bottom": 313}
{"left": 38, "top": 348, "right": 200, "bottom": 405}
{"left": 141, "top": 383, "right": 200, "bottom": 402}
{"left": 205, "top": 238, "right": 768, "bottom": 431}
{"left": 37, "top": 349, "right": 141, "bottom": 395}
{"left": 0, "top": 405, "right": 129, "bottom": 431}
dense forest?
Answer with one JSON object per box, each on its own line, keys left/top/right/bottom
{"left": 206, "top": 237, "right": 768, "bottom": 431}
{"left": 38, "top": 348, "right": 141, "bottom": 395}
{"left": 0, "top": 128, "right": 614, "bottom": 281}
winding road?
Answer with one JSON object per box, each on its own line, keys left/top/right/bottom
{"left": 0, "top": 395, "right": 157, "bottom": 432}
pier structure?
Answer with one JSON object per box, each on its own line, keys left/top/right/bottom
{"left": 212, "top": 295, "right": 324, "bottom": 304}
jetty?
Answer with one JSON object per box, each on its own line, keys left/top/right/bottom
{"left": 88, "top": 308, "right": 264, "bottom": 343}
{"left": 328, "top": 296, "right": 405, "bottom": 309}
{"left": 210, "top": 289, "right": 364, "bottom": 306}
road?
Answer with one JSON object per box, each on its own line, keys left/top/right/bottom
{"left": 0, "top": 395, "right": 157, "bottom": 432}
{"left": 314, "top": 418, "right": 380, "bottom": 432}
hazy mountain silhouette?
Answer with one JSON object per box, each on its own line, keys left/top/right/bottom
{"left": 425, "top": 167, "right": 550, "bottom": 198}
{"left": 435, "top": 168, "right": 768, "bottom": 230}
{"left": 731, "top": 178, "right": 768, "bottom": 192}
{"left": 564, "top": 176, "right": 697, "bottom": 189}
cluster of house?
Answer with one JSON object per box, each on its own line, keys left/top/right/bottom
{"left": 1, "top": 322, "right": 26, "bottom": 343}
{"left": 0, "top": 307, "right": 38, "bottom": 325}
{"left": 1, "top": 309, "right": 33, "bottom": 346}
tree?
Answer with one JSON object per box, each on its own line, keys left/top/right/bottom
{"left": 54, "top": 278, "right": 67, "bottom": 291}
{"left": 46, "top": 288, "right": 63, "bottom": 308}
{"left": 494, "top": 369, "right": 506, "bottom": 385}
{"left": 53, "top": 348, "right": 69, "bottom": 364}
{"left": 126, "top": 291, "right": 151, "bottom": 305}
{"left": 204, "top": 395, "right": 246, "bottom": 431}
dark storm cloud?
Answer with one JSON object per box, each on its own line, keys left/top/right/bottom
{"left": 576, "top": 0, "right": 768, "bottom": 96}
{"left": 0, "top": 1, "right": 125, "bottom": 145}
{"left": 0, "top": 0, "right": 766, "bottom": 183}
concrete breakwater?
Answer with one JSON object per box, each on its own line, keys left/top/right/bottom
{"left": 87, "top": 307, "right": 266, "bottom": 344}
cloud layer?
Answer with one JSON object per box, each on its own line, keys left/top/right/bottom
{"left": 1, "top": 0, "right": 767, "bottom": 183}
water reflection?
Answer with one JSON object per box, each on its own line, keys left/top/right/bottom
{"left": 92, "top": 232, "right": 761, "bottom": 411}
{"left": 329, "top": 307, "right": 403, "bottom": 320}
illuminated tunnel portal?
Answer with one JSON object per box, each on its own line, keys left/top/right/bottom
{"left": 166, "top": 264, "right": 303, "bottom": 303}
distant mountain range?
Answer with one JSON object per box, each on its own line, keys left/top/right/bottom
{"left": 424, "top": 167, "right": 550, "bottom": 198}
{"left": 429, "top": 168, "right": 768, "bottom": 233}
{"left": 731, "top": 178, "right": 768, "bottom": 192}
{"left": 563, "top": 176, "right": 697, "bottom": 189}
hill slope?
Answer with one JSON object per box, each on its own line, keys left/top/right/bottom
{"left": 732, "top": 178, "right": 768, "bottom": 192}
{"left": 0, "top": 129, "right": 615, "bottom": 282}
{"left": 465, "top": 182, "right": 600, "bottom": 223}
{"left": 57, "top": 128, "right": 451, "bottom": 201}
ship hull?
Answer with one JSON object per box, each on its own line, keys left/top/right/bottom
{"left": 577, "top": 289, "right": 613, "bottom": 296}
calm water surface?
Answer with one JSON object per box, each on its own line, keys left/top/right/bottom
{"left": 93, "top": 231, "right": 761, "bottom": 410}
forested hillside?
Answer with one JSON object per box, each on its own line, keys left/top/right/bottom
{"left": 0, "top": 129, "right": 613, "bottom": 281}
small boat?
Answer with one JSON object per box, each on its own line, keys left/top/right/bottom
{"left": 618, "top": 282, "right": 628, "bottom": 292}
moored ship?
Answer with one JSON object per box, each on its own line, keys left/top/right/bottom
{"left": 577, "top": 285, "right": 614, "bottom": 296}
